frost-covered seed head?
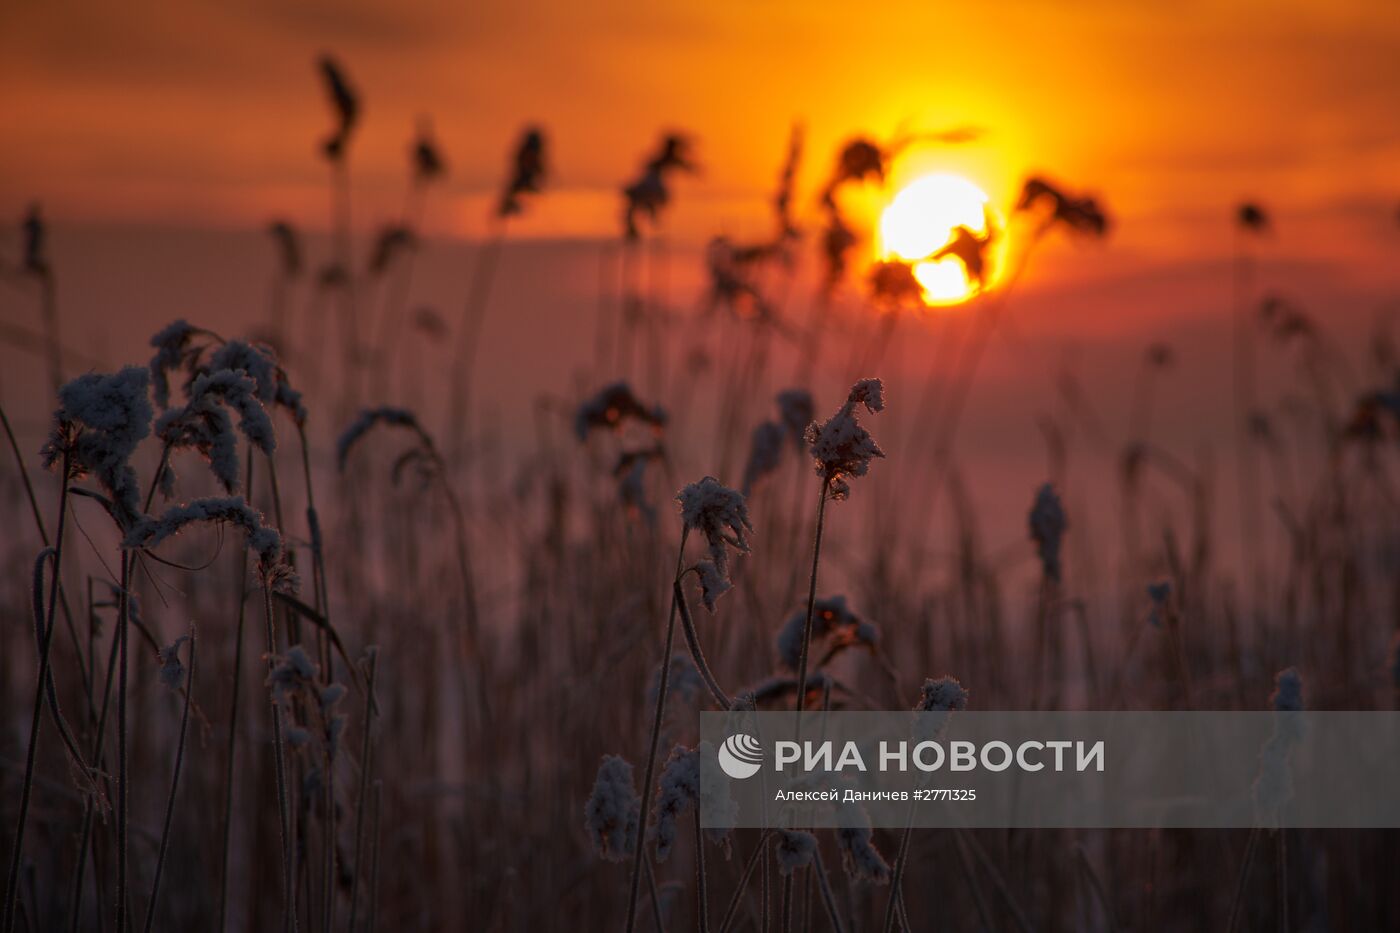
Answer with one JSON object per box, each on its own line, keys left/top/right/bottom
{"left": 320, "top": 683, "right": 347, "bottom": 712}
{"left": 742, "top": 421, "right": 786, "bottom": 495}
{"left": 775, "top": 595, "right": 877, "bottom": 671}
{"left": 650, "top": 745, "right": 699, "bottom": 863}
{"left": 695, "top": 560, "right": 732, "bottom": 613}
{"left": 207, "top": 340, "right": 278, "bottom": 401}
{"left": 649, "top": 744, "right": 733, "bottom": 861}
{"left": 584, "top": 755, "right": 640, "bottom": 862}
{"left": 149, "top": 320, "right": 199, "bottom": 409}
{"left": 267, "top": 644, "right": 319, "bottom": 704}
{"left": 1146, "top": 581, "right": 1171, "bottom": 628}
{"left": 775, "top": 830, "right": 818, "bottom": 875}
{"left": 649, "top": 654, "right": 703, "bottom": 708}
{"left": 42, "top": 367, "right": 154, "bottom": 525}
{"left": 574, "top": 382, "right": 667, "bottom": 441}
{"left": 917, "top": 677, "right": 969, "bottom": 713}
{"left": 835, "top": 798, "right": 890, "bottom": 884}
{"left": 1029, "top": 484, "right": 1067, "bottom": 581}
{"left": 155, "top": 401, "right": 238, "bottom": 494}
{"left": 124, "top": 496, "right": 286, "bottom": 575}
{"left": 676, "top": 476, "right": 752, "bottom": 576}
{"left": 1271, "top": 667, "right": 1303, "bottom": 713}
{"left": 1255, "top": 667, "right": 1306, "bottom": 826}
{"left": 190, "top": 370, "right": 276, "bottom": 454}
{"left": 806, "top": 379, "right": 886, "bottom": 498}
{"left": 157, "top": 635, "right": 191, "bottom": 690}
{"left": 914, "top": 676, "right": 968, "bottom": 742}
{"left": 776, "top": 389, "right": 815, "bottom": 451}
{"left": 336, "top": 407, "right": 428, "bottom": 472}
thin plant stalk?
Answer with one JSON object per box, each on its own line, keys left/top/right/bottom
{"left": 673, "top": 578, "right": 731, "bottom": 709}
{"left": 956, "top": 827, "right": 1035, "bottom": 933}
{"left": 38, "top": 266, "right": 62, "bottom": 394}
{"left": 809, "top": 849, "right": 846, "bottom": 933}
{"left": 694, "top": 809, "right": 710, "bottom": 933}
{"left": 642, "top": 856, "right": 666, "bottom": 933}
{"left": 882, "top": 801, "right": 918, "bottom": 933}
{"left": 218, "top": 451, "right": 255, "bottom": 933}
{"left": 143, "top": 628, "right": 196, "bottom": 933}
{"left": 448, "top": 216, "right": 508, "bottom": 459}
{"left": 347, "top": 649, "right": 379, "bottom": 933}
{"left": 115, "top": 551, "right": 131, "bottom": 933}
{"left": 1074, "top": 844, "right": 1119, "bottom": 933}
{"left": 718, "top": 832, "right": 771, "bottom": 933}
{"left": 367, "top": 780, "right": 383, "bottom": 933}
{"left": 3, "top": 447, "right": 73, "bottom": 933}
{"left": 1, "top": 553, "right": 63, "bottom": 931}
{"left": 263, "top": 584, "right": 297, "bottom": 933}
{"left": 624, "top": 529, "right": 690, "bottom": 933}
{"left": 67, "top": 597, "right": 124, "bottom": 933}
{"left": 1227, "top": 826, "right": 1260, "bottom": 933}
{"left": 793, "top": 483, "right": 831, "bottom": 719}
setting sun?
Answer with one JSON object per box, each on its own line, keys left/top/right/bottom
{"left": 879, "top": 173, "right": 1000, "bottom": 306}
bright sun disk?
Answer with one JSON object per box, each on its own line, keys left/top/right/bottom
{"left": 879, "top": 173, "right": 998, "bottom": 306}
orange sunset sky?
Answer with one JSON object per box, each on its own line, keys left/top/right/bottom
{"left": 0, "top": 0, "right": 1397, "bottom": 570}
{"left": 2, "top": 0, "right": 1397, "bottom": 256}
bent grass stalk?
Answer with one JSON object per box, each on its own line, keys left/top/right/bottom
{"left": 673, "top": 577, "right": 731, "bottom": 709}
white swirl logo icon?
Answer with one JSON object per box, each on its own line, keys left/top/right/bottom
{"left": 717, "top": 733, "right": 764, "bottom": 780}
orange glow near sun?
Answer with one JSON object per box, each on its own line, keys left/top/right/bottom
{"left": 879, "top": 173, "right": 1001, "bottom": 306}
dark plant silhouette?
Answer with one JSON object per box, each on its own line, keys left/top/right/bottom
{"left": 498, "top": 126, "right": 547, "bottom": 218}
{"left": 622, "top": 132, "right": 698, "bottom": 240}
{"left": 317, "top": 55, "right": 360, "bottom": 162}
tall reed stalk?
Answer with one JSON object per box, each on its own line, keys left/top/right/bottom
{"left": 218, "top": 451, "right": 255, "bottom": 933}
{"left": 624, "top": 528, "right": 689, "bottom": 933}
{"left": 143, "top": 628, "right": 196, "bottom": 933}
{"left": 263, "top": 583, "right": 297, "bottom": 932}
{"left": 1, "top": 454, "right": 70, "bottom": 933}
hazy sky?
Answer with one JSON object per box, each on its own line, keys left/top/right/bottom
{"left": 3, "top": 0, "right": 1397, "bottom": 248}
